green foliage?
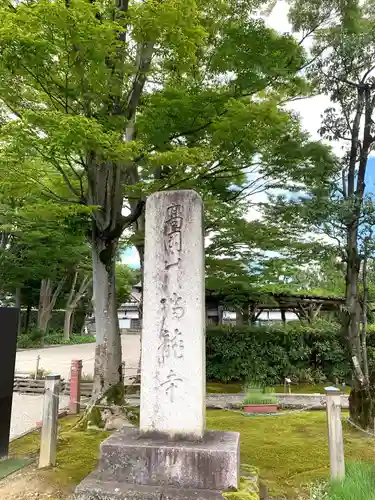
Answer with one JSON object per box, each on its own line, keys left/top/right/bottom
{"left": 243, "top": 385, "right": 277, "bottom": 405}
{"left": 307, "top": 481, "right": 329, "bottom": 500}
{"left": 17, "top": 332, "right": 95, "bottom": 348}
{"left": 223, "top": 476, "right": 259, "bottom": 500}
{"left": 206, "top": 321, "right": 351, "bottom": 384}
{"left": 115, "top": 264, "right": 139, "bottom": 306}
{"left": 318, "top": 462, "right": 375, "bottom": 500}
{"left": 27, "top": 327, "right": 44, "bottom": 342}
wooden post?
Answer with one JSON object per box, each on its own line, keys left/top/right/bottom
{"left": 69, "top": 360, "right": 82, "bottom": 415}
{"left": 39, "top": 374, "right": 60, "bottom": 468}
{"left": 325, "top": 386, "right": 345, "bottom": 480}
{"left": 35, "top": 355, "right": 40, "bottom": 380}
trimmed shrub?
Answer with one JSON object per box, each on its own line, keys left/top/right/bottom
{"left": 17, "top": 332, "right": 95, "bottom": 348}
{"left": 206, "top": 320, "right": 352, "bottom": 385}
{"left": 20, "top": 309, "right": 86, "bottom": 334}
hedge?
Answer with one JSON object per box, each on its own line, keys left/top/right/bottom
{"left": 206, "top": 321, "right": 355, "bottom": 385}
{"left": 17, "top": 331, "right": 95, "bottom": 349}
{"left": 20, "top": 309, "right": 86, "bottom": 334}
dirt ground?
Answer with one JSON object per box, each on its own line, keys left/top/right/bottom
{"left": 0, "top": 466, "right": 71, "bottom": 500}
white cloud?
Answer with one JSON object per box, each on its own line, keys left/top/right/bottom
{"left": 265, "top": 1, "right": 291, "bottom": 33}
{"left": 265, "top": 3, "right": 343, "bottom": 150}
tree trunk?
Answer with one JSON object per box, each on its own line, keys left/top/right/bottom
{"left": 64, "top": 271, "right": 77, "bottom": 341}
{"left": 345, "top": 224, "right": 363, "bottom": 384}
{"left": 38, "top": 279, "right": 52, "bottom": 334}
{"left": 242, "top": 302, "right": 249, "bottom": 325}
{"left": 70, "top": 310, "right": 75, "bottom": 335}
{"left": 64, "top": 307, "right": 74, "bottom": 341}
{"left": 83, "top": 35, "right": 153, "bottom": 405}
{"left": 25, "top": 303, "right": 31, "bottom": 334}
{"left": 349, "top": 385, "right": 375, "bottom": 431}
{"left": 361, "top": 253, "right": 369, "bottom": 383}
{"left": 38, "top": 277, "right": 66, "bottom": 345}
{"left": 64, "top": 271, "right": 91, "bottom": 340}
{"left": 135, "top": 210, "right": 145, "bottom": 384}
{"left": 91, "top": 236, "right": 122, "bottom": 399}
{"left": 15, "top": 287, "right": 21, "bottom": 336}
{"left": 236, "top": 311, "right": 244, "bottom": 325}
{"left": 281, "top": 309, "right": 286, "bottom": 325}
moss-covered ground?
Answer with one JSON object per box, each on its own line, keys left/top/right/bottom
{"left": 6, "top": 410, "right": 372, "bottom": 499}
{"left": 9, "top": 415, "right": 110, "bottom": 496}
{"left": 207, "top": 410, "right": 372, "bottom": 498}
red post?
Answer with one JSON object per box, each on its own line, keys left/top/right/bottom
{"left": 69, "top": 360, "right": 82, "bottom": 414}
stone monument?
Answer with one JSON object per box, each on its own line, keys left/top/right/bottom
{"left": 75, "top": 190, "right": 240, "bottom": 500}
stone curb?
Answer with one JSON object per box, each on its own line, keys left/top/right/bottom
{"left": 125, "top": 393, "right": 349, "bottom": 410}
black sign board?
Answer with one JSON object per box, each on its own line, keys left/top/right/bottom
{"left": 0, "top": 308, "right": 19, "bottom": 458}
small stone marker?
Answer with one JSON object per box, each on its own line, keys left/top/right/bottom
{"left": 39, "top": 374, "right": 60, "bottom": 468}
{"left": 140, "top": 190, "right": 205, "bottom": 440}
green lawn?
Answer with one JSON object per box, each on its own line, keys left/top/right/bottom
{"left": 207, "top": 410, "right": 372, "bottom": 499}
{"left": 207, "top": 382, "right": 243, "bottom": 393}
{"left": 9, "top": 411, "right": 372, "bottom": 500}
{"left": 207, "top": 382, "right": 351, "bottom": 394}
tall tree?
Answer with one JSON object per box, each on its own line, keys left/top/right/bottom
{"left": 275, "top": 0, "right": 375, "bottom": 426}
{"left": 0, "top": 0, "right": 333, "bottom": 398}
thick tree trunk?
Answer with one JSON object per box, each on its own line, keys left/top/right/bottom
{"left": 92, "top": 236, "right": 122, "bottom": 399}
{"left": 82, "top": 34, "right": 153, "bottom": 407}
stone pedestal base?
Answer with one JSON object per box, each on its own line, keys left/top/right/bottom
{"left": 74, "top": 428, "right": 240, "bottom": 500}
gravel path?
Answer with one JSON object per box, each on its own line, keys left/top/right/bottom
{"left": 15, "top": 334, "right": 141, "bottom": 380}
{"left": 11, "top": 335, "right": 140, "bottom": 440}
{"left": 10, "top": 393, "right": 69, "bottom": 440}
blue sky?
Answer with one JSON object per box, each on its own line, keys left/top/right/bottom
{"left": 366, "top": 157, "right": 375, "bottom": 196}
{"left": 121, "top": 247, "right": 140, "bottom": 268}
{"left": 121, "top": 158, "right": 375, "bottom": 268}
